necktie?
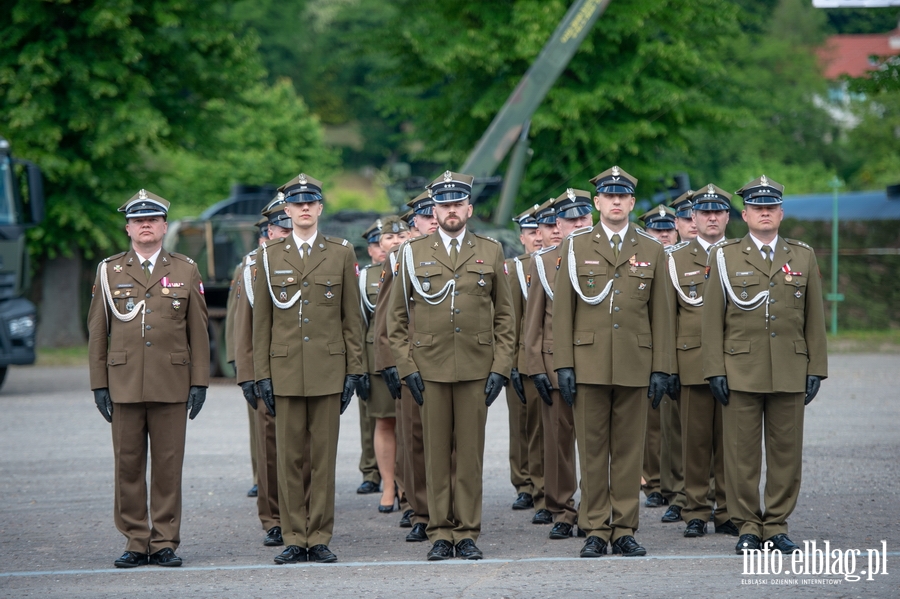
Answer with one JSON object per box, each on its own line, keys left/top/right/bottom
{"left": 142, "top": 260, "right": 152, "bottom": 280}
{"left": 449, "top": 238, "right": 459, "bottom": 267}
{"left": 301, "top": 242, "right": 310, "bottom": 266}
{"left": 611, "top": 234, "right": 621, "bottom": 259}
{"left": 761, "top": 245, "right": 772, "bottom": 268}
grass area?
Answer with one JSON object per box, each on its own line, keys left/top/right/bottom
{"left": 36, "top": 345, "right": 89, "bottom": 366}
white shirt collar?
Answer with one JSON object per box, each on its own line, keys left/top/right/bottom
{"left": 696, "top": 236, "right": 724, "bottom": 253}
{"left": 438, "top": 227, "right": 466, "bottom": 255}
{"left": 292, "top": 230, "right": 318, "bottom": 254}
{"left": 600, "top": 221, "right": 629, "bottom": 245}
{"left": 134, "top": 248, "right": 162, "bottom": 272}
{"left": 748, "top": 233, "right": 779, "bottom": 253}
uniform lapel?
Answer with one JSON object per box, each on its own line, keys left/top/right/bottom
{"left": 690, "top": 239, "right": 708, "bottom": 268}
{"left": 148, "top": 250, "right": 173, "bottom": 289}
{"left": 303, "top": 238, "right": 328, "bottom": 275}
{"left": 456, "top": 231, "right": 476, "bottom": 269}
{"left": 772, "top": 238, "right": 792, "bottom": 277}
{"left": 124, "top": 249, "right": 145, "bottom": 286}
{"left": 281, "top": 238, "right": 306, "bottom": 275}
{"left": 618, "top": 225, "right": 640, "bottom": 268}
{"left": 429, "top": 233, "right": 454, "bottom": 271}
{"left": 740, "top": 234, "right": 770, "bottom": 276}
{"left": 591, "top": 225, "right": 617, "bottom": 266}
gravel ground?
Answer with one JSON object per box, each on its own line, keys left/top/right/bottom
{"left": 0, "top": 354, "right": 898, "bottom": 598}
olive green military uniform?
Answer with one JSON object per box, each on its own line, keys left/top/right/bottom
{"left": 375, "top": 248, "right": 428, "bottom": 526}
{"left": 88, "top": 248, "right": 209, "bottom": 554}
{"left": 233, "top": 250, "right": 281, "bottom": 532}
{"left": 387, "top": 230, "right": 516, "bottom": 543}
{"left": 666, "top": 238, "right": 728, "bottom": 525}
{"left": 357, "top": 263, "right": 384, "bottom": 490}
{"left": 523, "top": 246, "right": 577, "bottom": 525}
{"left": 361, "top": 263, "right": 396, "bottom": 419}
{"left": 553, "top": 224, "right": 673, "bottom": 542}
{"left": 702, "top": 235, "right": 827, "bottom": 539}
{"left": 252, "top": 234, "right": 364, "bottom": 548}
{"left": 227, "top": 262, "right": 259, "bottom": 490}
{"left": 505, "top": 253, "right": 545, "bottom": 511}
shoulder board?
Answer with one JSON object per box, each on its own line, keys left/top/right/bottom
{"left": 710, "top": 238, "right": 740, "bottom": 251}
{"left": 409, "top": 235, "right": 432, "bottom": 245}
{"left": 569, "top": 227, "right": 592, "bottom": 239}
{"left": 668, "top": 240, "right": 691, "bottom": 254}
{"left": 262, "top": 237, "right": 287, "bottom": 250}
{"left": 102, "top": 251, "right": 127, "bottom": 263}
{"left": 635, "top": 228, "right": 662, "bottom": 244}
{"left": 535, "top": 245, "right": 558, "bottom": 255}
{"left": 785, "top": 238, "right": 813, "bottom": 250}
{"left": 169, "top": 252, "right": 196, "bottom": 265}
{"left": 516, "top": 252, "right": 529, "bottom": 260}
{"left": 473, "top": 232, "right": 501, "bottom": 245}
{"left": 323, "top": 235, "right": 349, "bottom": 247}
{"left": 362, "top": 263, "right": 376, "bottom": 271}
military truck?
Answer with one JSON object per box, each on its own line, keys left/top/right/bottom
{"left": 0, "top": 136, "right": 45, "bottom": 389}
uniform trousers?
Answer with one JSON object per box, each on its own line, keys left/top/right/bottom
{"left": 421, "top": 379, "right": 487, "bottom": 544}
{"left": 660, "top": 395, "right": 686, "bottom": 508}
{"left": 247, "top": 402, "right": 259, "bottom": 486}
{"left": 573, "top": 384, "right": 648, "bottom": 543}
{"left": 357, "top": 398, "right": 381, "bottom": 486}
{"left": 680, "top": 384, "right": 727, "bottom": 525}
{"left": 254, "top": 401, "right": 280, "bottom": 531}
{"left": 723, "top": 390, "right": 805, "bottom": 539}
{"left": 112, "top": 402, "right": 187, "bottom": 554}
{"left": 642, "top": 404, "right": 661, "bottom": 496}
{"left": 275, "top": 393, "right": 340, "bottom": 548}
{"left": 507, "top": 377, "right": 545, "bottom": 509}
{"left": 540, "top": 389, "right": 577, "bottom": 524}
{"left": 398, "top": 383, "right": 428, "bottom": 525}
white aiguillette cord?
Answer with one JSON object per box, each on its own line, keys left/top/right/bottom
{"left": 401, "top": 241, "right": 455, "bottom": 321}
{"left": 514, "top": 256, "right": 528, "bottom": 301}
{"left": 714, "top": 247, "right": 769, "bottom": 327}
{"left": 534, "top": 252, "right": 554, "bottom": 301}
{"left": 262, "top": 243, "right": 304, "bottom": 326}
{"left": 358, "top": 265, "right": 375, "bottom": 327}
{"left": 667, "top": 255, "right": 703, "bottom": 307}
{"left": 242, "top": 256, "right": 255, "bottom": 308}
{"left": 100, "top": 261, "right": 147, "bottom": 337}
{"left": 566, "top": 240, "right": 614, "bottom": 307}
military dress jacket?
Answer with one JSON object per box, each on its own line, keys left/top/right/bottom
{"left": 386, "top": 230, "right": 516, "bottom": 383}
{"left": 701, "top": 234, "right": 827, "bottom": 393}
{"left": 225, "top": 262, "right": 243, "bottom": 365}
{"left": 505, "top": 253, "right": 532, "bottom": 375}
{"left": 373, "top": 249, "right": 403, "bottom": 372}
{"left": 523, "top": 246, "right": 560, "bottom": 387}
{"left": 553, "top": 223, "right": 673, "bottom": 386}
{"left": 252, "top": 235, "right": 364, "bottom": 397}
{"left": 88, "top": 248, "right": 210, "bottom": 402}
{"left": 360, "top": 262, "right": 383, "bottom": 376}
{"left": 233, "top": 250, "right": 257, "bottom": 385}
{"left": 666, "top": 239, "right": 713, "bottom": 386}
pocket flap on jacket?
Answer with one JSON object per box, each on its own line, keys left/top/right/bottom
{"left": 794, "top": 340, "right": 808, "bottom": 355}
{"left": 108, "top": 351, "right": 127, "bottom": 366}
{"left": 412, "top": 332, "right": 433, "bottom": 348}
{"left": 477, "top": 330, "right": 493, "bottom": 345}
{"left": 170, "top": 351, "right": 190, "bottom": 366}
{"left": 573, "top": 331, "right": 594, "bottom": 346}
{"left": 328, "top": 341, "right": 346, "bottom": 355}
{"left": 724, "top": 339, "right": 751, "bottom": 355}
{"left": 637, "top": 333, "right": 653, "bottom": 348}
{"left": 314, "top": 275, "right": 342, "bottom": 286}
{"left": 676, "top": 335, "right": 701, "bottom": 351}
{"left": 269, "top": 343, "right": 289, "bottom": 358}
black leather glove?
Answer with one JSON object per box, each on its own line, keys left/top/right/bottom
{"left": 357, "top": 373, "right": 370, "bottom": 402}
{"left": 668, "top": 374, "right": 681, "bottom": 402}
{"left": 404, "top": 372, "right": 425, "bottom": 406}
{"left": 510, "top": 368, "right": 526, "bottom": 404}
{"left": 187, "top": 386, "right": 207, "bottom": 420}
{"left": 648, "top": 372, "right": 669, "bottom": 409}
{"left": 257, "top": 378, "right": 276, "bottom": 416}
{"left": 484, "top": 372, "right": 508, "bottom": 407}
{"left": 804, "top": 375, "right": 822, "bottom": 405}
{"left": 94, "top": 388, "right": 113, "bottom": 423}
{"left": 709, "top": 376, "right": 730, "bottom": 406}
{"left": 341, "top": 375, "right": 361, "bottom": 415}
{"left": 556, "top": 368, "right": 576, "bottom": 407}
{"left": 240, "top": 381, "right": 258, "bottom": 410}
{"left": 531, "top": 373, "right": 554, "bottom": 406}
{"left": 381, "top": 366, "right": 402, "bottom": 399}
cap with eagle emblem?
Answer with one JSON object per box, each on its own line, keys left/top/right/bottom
{"left": 590, "top": 165, "right": 637, "bottom": 195}
{"left": 736, "top": 175, "right": 784, "bottom": 205}
{"left": 639, "top": 205, "right": 676, "bottom": 230}
{"left": 118, "top": 189, "right": 170, "bottom": 219}
{"left": 691, "top": 183, "right": 732, "bottom": 212}
{"left": 426, "top": 170, "right": 474, "bottom": 204}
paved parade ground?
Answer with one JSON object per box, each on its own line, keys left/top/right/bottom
{"left": 1, "top": 354, "right": 898, "bottom": 598}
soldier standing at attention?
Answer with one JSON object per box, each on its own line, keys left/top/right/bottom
{"left": 88, "top": 190, "right": 209, "bottom": 568}
{"left": 233, "top": 196, "right": 294, "bottom": 548}
{"left": 524, "top": 190, "right": 594, "bottom": 539}
{"left": 355, "top": 220, "right": 385, "bottom": 497}
{"left": 702, "top": 176, "right": 827, "bottom": 555}
{"left": 387, "top": 171, "right": 515, "bottom": 561}
{"left": 553, "top": 167, "right": 673, "bottom": 558}
{"left": 505, "top": 205, "right": 545, "bottom": 517}
{"left": 667, "top": 184, "right": 737, "bottom": 538}
{"left": 253, "top": 173, "right": 366, "bottom": 564}
{"left": 375, "top": 193, "right": 437, "bottom": 541}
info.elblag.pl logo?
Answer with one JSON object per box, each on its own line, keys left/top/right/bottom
{"left": 741, "top": 541, "right": 889, "bottom": 585}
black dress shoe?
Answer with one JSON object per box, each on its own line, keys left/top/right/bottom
{"left": 149, "top": 548, "right": 183, "bottom": 567}
{"left": 264, "top": 526, "right": 284, "bottom": 546}
{"left": 512, "top": 492, "right": 534, "bottom": 510}
{"left": 736, "top": 534, "right": 761, "bottom": 554}
{"left": 275, "top": 545, "right": 308, "bottom": 564}
{"left": 661, "top": 505, "right": 682, "bottom": 523}
{"left": 580, "top": 536, "right": 608, "bottom": 558}
{"left": 532, "top": 509, "right": 553, "bottom": 525}
{"left": 356, "top": 480, "right": 380, "bottom": 494}
{"left": 308, "top": 544, "right": 337, "bottom": 563}
{"left": 549, "top": 522, "right": 573, "bottom": 539}
{"left": 765, "top": 533, "right": 801, "bottom": 554}
{"left": 644, "top": 492, "right": 668, "bottom": 508}
{"left": 455, "top": 539, "right": 483, "bottom": 560}
{"left": 684, "top": 519, "right": 707, "bottom": 538}
{"left": 611, "top": 535, "right": 647, "bottom": 557}
{"left": 399, "top": 509, "right": 414, "bottom": 528}
{"left": 427, "top": 540, "right": 453, "bottom": 561}
{"left": 114, "top": 551, "right": 148, "bottom": 568}
{"left": 576, "top": 527, "right": 587, "bottom": 538}
{"left": 247, "top": 484, "right": 258, "bottom": 497}
{"left": 378, "top": 502, "right": 395, "bottom": 514}
{"left": 406, "top": 522, "right": 428, "bottom": 542}
{"left": 715, "top": 520, "right": 740, "bottom": 536}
